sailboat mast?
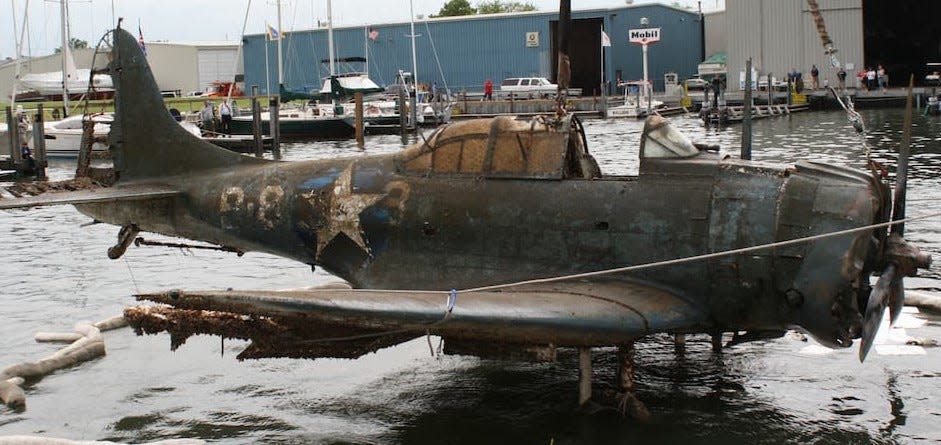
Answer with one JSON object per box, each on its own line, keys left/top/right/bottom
{"left": 408, "top": 0, "right": 418, "bottom": 91}
{"left": 327, "top": 0, "right": 335, "bottom": 76}
{"left": 277, "top": 0, "right": 283, "bottom": 87}
{"left": 60, "top": 0, "right": 70, "bottom": 115}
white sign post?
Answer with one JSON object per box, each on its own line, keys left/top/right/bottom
{"left": 629, "top": 27, "right": 661, "bottom": 113}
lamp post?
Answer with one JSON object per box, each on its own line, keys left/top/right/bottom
{"left": 640, "top": 17, "right": 650, "bottom": 113}
{"left": 629, "top": 18, "right": 659, "bottom": 115}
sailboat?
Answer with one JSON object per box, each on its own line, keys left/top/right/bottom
{"left": 18, "top": 0, "right": 113, "bottom": 101}
{"left": 229, "top": 0, "right": 373, "bottom": 139}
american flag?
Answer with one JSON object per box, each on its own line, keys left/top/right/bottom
{"left": 368, "top": 27, "right": 379, "bottom": 41}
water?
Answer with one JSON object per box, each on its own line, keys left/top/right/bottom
{"left": 2, "top": 109, "right": 941, "bottom": 444}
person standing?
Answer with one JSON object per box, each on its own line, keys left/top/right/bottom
{"left": 483, "top": 79, "right": 493, "bottom": 101}
{"left": 810, "top": 64, "right": 819, "bottom": 90}
{"left": 866, "top": 68, "right": 876, "bottom": 91}
{"left": 199, "top": 101, "right": 215, "bottom": 135}
{"left": 877, "top": 65, "right": 886, "bottom": 91}
{"left": 837, "top": 67, "right": 847, "bottom": 90}
{"left": 218, "top": 99, "right": 233, "bottom": 135}
{"left": 15, "top": 106, "right": 31, "bottom": 147}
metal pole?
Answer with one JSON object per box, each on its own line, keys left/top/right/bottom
{"left": 642, "top": 43, "right": 650, "bottom": 114}
{"left": 251, "top": 85, "right": 263, "bottom": 158}
{"left": 60, "top": 0, "right": 70, "bottom": 116}
{"left": 276, "top": 0, "right": 283, "bottom": 88}
{"left": 578, "top": 347, "right": 591, "bottom": 406}
{"left": 742, "top": 58, "right": 753, "bottom": 160}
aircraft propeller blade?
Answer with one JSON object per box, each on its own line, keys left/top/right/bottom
{"left": 888, "top": 277, "right": 905, "bottom": 327}
{"left": 859, "top": 263, "right": 898, "bottom": 362}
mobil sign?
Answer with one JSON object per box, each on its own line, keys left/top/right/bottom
{"left": 629, "top": 27, "right": 661, "bottom": 45}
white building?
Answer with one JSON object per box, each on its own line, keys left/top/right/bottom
{"left": 1, "top": 41, "right": 241, "bottom": 100}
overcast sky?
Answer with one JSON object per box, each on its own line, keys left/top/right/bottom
{"left": 2, "top": 0, "right": 725, "bottom": 59}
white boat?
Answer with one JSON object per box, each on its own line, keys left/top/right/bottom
{"left": 606, "top": 80, "right": 663, "bottom": 119}
{"left": 19, "top": 68, "right": 113, "bottom": 96}
{"left": 43, "top": 114, "right": 112, "bottom": 158}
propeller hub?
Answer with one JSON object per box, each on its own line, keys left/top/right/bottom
{"left": 884, "top": 233, "right": 932, "bottom": 277}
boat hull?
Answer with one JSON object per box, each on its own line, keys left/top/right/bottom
{"left": 229, "top": 116, "right": 354, "bottom": 139}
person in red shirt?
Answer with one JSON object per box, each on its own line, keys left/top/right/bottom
{"left": 483, "top": 79, "right": 493, "bottom": 101}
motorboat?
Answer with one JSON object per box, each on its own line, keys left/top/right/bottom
{"left": 43, "top": 113, "right": 112, "bottom": 158}
{"left": 606, "top": 81, "right": 664, "bottom": 119}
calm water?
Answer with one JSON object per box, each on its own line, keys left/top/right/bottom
{"left": 1, "top": 109, "right": 940, "bottom": 444}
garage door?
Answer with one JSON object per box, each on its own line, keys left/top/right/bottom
{"left": 198, "top": 49, "right": 238, "bottom": 90}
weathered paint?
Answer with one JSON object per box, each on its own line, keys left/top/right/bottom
{"left": 65, "top": 29, "right": 929, "bottom": 356}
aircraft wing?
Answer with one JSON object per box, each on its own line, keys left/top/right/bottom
{"left": 0, "top": 180, "right": 179, "bottom": 210}
{"left": 127, "top": 279, "right": 711, "bottom": 360}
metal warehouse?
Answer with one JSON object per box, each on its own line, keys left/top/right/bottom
{"left": 725, "top": 0, "right": 941, "bottom": 90}
{"left": 241, "top": 3, "right": 704, "bottom": 96}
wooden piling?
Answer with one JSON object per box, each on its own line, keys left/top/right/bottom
{"left": 251, "top": 86, "right": 263, "bottom": 158}
{"left": 741, "top": 57, "right": 753, "bottom": 160}
{"left": 7, "top": 107, "right": 22, "bottom": 167}
{"left": 354, "top": 92, "right": 364, "bottom": 149}
{"left": 398, "top": 90, "right": 408, "bottom": 137}
{"left": 269, "top": 95, "right": 281, "bottom": 159}
{"left": 75, "top": 119, "right": 95, "bottom": 178}
{"left": 31, "top": 104, "right": 47, "bottom": 179}
{"left": 767, "top": 73, "right": 774, "bottom": 106}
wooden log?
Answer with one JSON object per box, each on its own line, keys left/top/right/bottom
{"left": 0, "top": 377, "right": 25, "bottom": 409}
{"left": 3, "top": 339, "right": 105, "bottom": 379}
{"left": 34, "top": 332, "right": 83, "bottom": 343}
{"left": 907, "top": 291, "right": 941, "bottom": 313}
{"left": 94, "top": 315, "right": 128, "bottom": 332}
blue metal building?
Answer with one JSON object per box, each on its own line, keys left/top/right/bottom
{"left": 242, "top": 3, "right": 703, "bottom": 96}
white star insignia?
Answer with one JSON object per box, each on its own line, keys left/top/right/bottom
{"left": 313, "top": 164, "right": 385, "bottom": 259}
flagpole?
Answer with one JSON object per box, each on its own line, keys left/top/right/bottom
{"left": 265, "top": 33, "right": 271, "bottom": 96}
{"left": 276, "top": 0, "right": 283, "bottom": 88}
{"left": 600, "top": 27, "right": 605, "bottom": 95}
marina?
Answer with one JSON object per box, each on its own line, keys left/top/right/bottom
{"left": 1, "top": 107, "right": 940, "bottom": 444}
{"left": 2, "top": 0, "right": 941, "bottom": 443}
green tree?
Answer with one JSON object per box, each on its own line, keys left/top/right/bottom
{"left": 435, "top": 0, "right": 477, "bottom": 17}
{"left": 54, "top": 37, "right": 89, "bottom": 54}
{"left": 476, "top": 1, "right": 537, "bottom": 14}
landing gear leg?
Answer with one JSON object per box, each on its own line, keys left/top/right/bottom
{"left": 107, "top": 224, "right": 139, "bottom": 259}
{"left": 674, "top": 334, "right": 686, "bottom": 353}
{"left": 617, "top": 342, "right": 650, "bottom": 421}
{"left": 578, "top": 347, "right": 592, "bottom": 406}
{"left": 711, "top": 331, "right": 723, "bottom": 352}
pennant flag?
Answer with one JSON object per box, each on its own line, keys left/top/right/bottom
{"left": 601, "top": 30, "right": 611, "bottom": 47}
{"left": 266, "top": 23, "right": 280, "bottom": 41}
{"left": 368, "top": 27, "right": 379, "bottom": 42}
{"left": 138, "top": 22, "right": 147, "bottom": 56}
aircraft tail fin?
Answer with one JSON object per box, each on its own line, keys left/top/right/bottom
{"left": 108, "top": 27, "right": 266, "bottom": 182}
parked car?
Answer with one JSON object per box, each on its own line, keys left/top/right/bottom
{"left": 684, "top": 76, "right": 709, "bottom": 90}
{"left": 500, "top": 77, "right": 558, "bottom": 98}
{"left": 927, "top": 71, "right": 941, "bottom": 86}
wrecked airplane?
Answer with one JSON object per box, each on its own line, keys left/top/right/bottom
{"left": 0, "top": 23, "right": 931, "bottom": 416}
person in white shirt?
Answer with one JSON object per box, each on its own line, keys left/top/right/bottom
{"left": 219, "top": 99, "right": 233, "bottom": 135}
